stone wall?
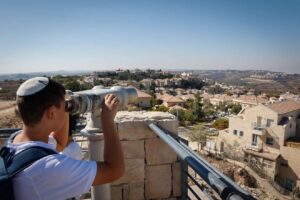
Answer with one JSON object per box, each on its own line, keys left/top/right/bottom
{"left": 111, "top": 111, "right": 181, "bottom": 200}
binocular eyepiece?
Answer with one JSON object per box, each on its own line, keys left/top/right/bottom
{"left": 65, "top": 86, "right": 138, "bottom": 114}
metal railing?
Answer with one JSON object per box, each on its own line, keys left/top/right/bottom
{"left": 149, "top": 123, "right": 256, "bottom": 200}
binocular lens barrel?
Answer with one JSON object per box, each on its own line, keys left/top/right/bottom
{"left": 65, "top": 87, "right": 137, "bottom": 114}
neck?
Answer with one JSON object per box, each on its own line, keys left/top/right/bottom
{"left": 13, "top": 124, "right": 51, "bottom": 144}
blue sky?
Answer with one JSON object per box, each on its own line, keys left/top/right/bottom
{"left": 0, "top": 0, "right": 299, "bottom": 74}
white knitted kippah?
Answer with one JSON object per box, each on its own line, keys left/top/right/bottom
{"left": 16, "top": 77, "right": 49, "bottom": 96}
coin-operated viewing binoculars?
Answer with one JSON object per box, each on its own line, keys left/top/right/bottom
{"left": 66, "top": 85, "right": 137, "bottom": 133}
{"left": 65, "top": 86, "right": 138, "bottom": 200}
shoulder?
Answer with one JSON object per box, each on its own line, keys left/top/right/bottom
{"left": 25, "top": 154, "right": 95, "bottom": 173}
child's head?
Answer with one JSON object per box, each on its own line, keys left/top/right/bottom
{"left": 16, "top": 77, "right": 66, "bottom": 127}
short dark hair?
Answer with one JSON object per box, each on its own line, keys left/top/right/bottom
{"left": 16, "top": 78, "right": 66, "bottom": 127}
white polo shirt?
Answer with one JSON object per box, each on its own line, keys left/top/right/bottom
{"left": 6, "top": 135, "right": 97, "bottom": 200}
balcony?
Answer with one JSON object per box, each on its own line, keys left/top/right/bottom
{"left": 0, "top": 111, "right": 255, "bottom": 200}
{"left": 251, "top": 122, "right": 266, "bottom": 136}
{"left": 245, "top": 143, "right": 263, "bottom": 152}
{"left": 285, "top": 137, "right": 300, "bottom": 149}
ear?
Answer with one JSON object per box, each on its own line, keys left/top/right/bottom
{"left": 45, "top": 105, "right": 56, "bottom": 120}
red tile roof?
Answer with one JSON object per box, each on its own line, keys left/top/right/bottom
{"left": 267, "top": 100, "right": 300, "bottom": 114}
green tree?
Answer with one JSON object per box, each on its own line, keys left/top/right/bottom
{"left": 230, "top": 104, "right": 242, "bottom": 115}
{"left": 188, "top": 124, "right": 208, "bottom": 151}
{"left": 208, "top": 85, "right": 225, "bottom": 94}
{"left": 150, "top": 93, "right": 158, "bottom": 108}
{"left": 184, "top": 99, "right": 194, "bottom": 110}
{"left": 212, "top": 118, "right": 229, "bottom": 130}
{"left": 217, "top": 102, "right": 228, "bottom": 113}
{"left": 192, "top": 93, "right": 204, "bottom": 121}
{"left": 203, "top": 105, "right": 216, "bottom": 117}
{"left": 64, "top": 80, "right": 80, "bottom": 91}
{"left": 170, "top": 109, "right": 185, "bottom": 125}
{"left": 154, "top": 105, "right": 169, "bottom": 112}
{"left": 183, "top": 110, "right": 196, "bottom": 123}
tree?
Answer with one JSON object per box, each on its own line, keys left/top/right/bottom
{"left": 64, "top": 80, "right": 80, "bottom": 91}
{"left": 217, "top": 102, "right": 228, "bottom": 113}
{"left": 188, "top": 124, "right": 208, "bottom": 151}
{"left": 208, "top": 85, "right": 225, "bottom": 94}
{"left": 154, "top": 105, "right": 169, "bottom": 112}
{"left": 150, "top": 93, "right": 158, "bottom": 107}
{"left": 212, "top": 118, "right": 229, "bottom": 130}
{"left": 170, "top": 109, "right": 185, "bottom": 125}
{"left": 203, "top": 105, "right": 216, "bottom": 118}
{"left": 184, "top": 99, "right": 194, "bottom": 110}
{"left": 183, "top": 110, "right": 196, "bottom": 123}
{"left": 230, "top": 104, "right": 242, "bottom": 115}
{"left": 192, "top": 93, "right": 204, "bottom": 121}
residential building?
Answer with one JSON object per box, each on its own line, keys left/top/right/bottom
{"left": 280, "top": 92, "right": 299, "bottom": 102}
{"left": 209, "top": 94, "right": 234, "bottom": 106}
{"left": 206, "top": 100, "right": 300, "bottom": 192}
{"left": 232, "top": 95, "right": 269, "bottom": 108}
{"left": 156, "top": 93, "right": 184, "bottom": 108}
{"left": 140, "top": 78, "right": 154, "bottom": 89}
{"left": 135, "top": 88, "right": 152, "bottom": 109}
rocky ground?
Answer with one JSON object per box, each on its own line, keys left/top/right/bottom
{"left": 197, "top": 153, "right": 286, "bottom": 200}
{"left": 0, "top": 101, "right": 22, "bottom": 128}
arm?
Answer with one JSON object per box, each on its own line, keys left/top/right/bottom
{"left": 92, "top": 94, "right": 125, "bottom": 185}
{"left": 50, "top": 113, "right": 69, "bottom": 152}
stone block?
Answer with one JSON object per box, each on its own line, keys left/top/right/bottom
{"left": 157, "top": 120, "right": 178, "bottom": 135}
{"left": 122, "top": 140, "right": 145, "bottom": 159}
{"left": 117, "top": 121, "right": 156, "bottom": 140}
{"left": 112, "top": 159, "right": 145, "bottom": 185}
{"left": 145, "top": 165, "right": 172, "bottom": 199}
{"left": 123, "top": 182, "right": 144, "bottom": 200}
{"left": 111, "top": 185, "right": 122, "bottom": 200}
{"left": 172, "top": 162, "right": 181, "bottom": 197}
{"left": 146, "top": 138, "right": 177, "bottom": 165}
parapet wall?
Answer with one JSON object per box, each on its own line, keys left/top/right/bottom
{"left": 111, "top": 111, "right": 181, "bottom": 200}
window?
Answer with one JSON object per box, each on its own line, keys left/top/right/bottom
{"left": 290, "top": 124, "right": 292, "bottom": 128}
{"left": 266, "top": 137, "right": 274, "bottom": 145}
{"left": 252, "top": 134, "right": 258, "bottom": 146}
{"left": 239, "top": 131, "right": 244, "bottom": 137}
{"left": 233, "top": 130, "right": 237, "bottom": 135}
{"left": 257, "top": 116, "right": 262, "bottom": 127}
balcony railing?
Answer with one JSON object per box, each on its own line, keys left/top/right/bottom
{"left": 244, "top": 143, "right": 263, "bottom": 152}
{"left": 251, "top": 122, "right": 266, "bottom": 136}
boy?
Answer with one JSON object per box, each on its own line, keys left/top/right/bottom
{"left": 6, "top": 77, "right": 124, "bottom": 200}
